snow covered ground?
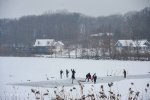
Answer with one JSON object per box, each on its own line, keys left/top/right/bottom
{"left": 0, "top": 57, "right": 150, "bottom": 100}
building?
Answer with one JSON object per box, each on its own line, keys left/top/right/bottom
{"left": 54, "top": 41, "right": 64, "bottom": 52}
{"left": 115, "top": 40, "right": 150, "bottom": 53}
{"left": 33, "top": 39, "right": 64, "bottom": 54}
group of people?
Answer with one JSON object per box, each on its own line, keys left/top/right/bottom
{"left": 85, "top": 73, "right": 97, "bottom": 84}
{"left": 60, "top": 69, "right": 76, "bottom": 84}
{"left": 60, "top": 69, "right": 98, "bottom": 84}
{"left": 85, "top": 69, "right": 126, "bottom": 84}
{"left": 60, "top": 69, "right": 74, "bottom": 78}
{"left": 60, "top": 69, "right": 127, "bottom": 84}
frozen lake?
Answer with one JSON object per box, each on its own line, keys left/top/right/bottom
{"left": 0, "top": 57, "right": 150, "bottom": 100}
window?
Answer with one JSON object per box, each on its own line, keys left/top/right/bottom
{"left": 38, "top": 41, "right": 40, "bottom": 45}
{"left": 47, "top": 41, "right": 50, "bottom": 44}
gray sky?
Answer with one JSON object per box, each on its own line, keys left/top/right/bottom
{"left": 0, "top": 0, "right": 150, "bottom": 19}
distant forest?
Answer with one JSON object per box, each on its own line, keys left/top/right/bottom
{"left": 0, "top": 7, "right": 150, "bottom": 47}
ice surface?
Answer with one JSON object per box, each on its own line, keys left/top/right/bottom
{"left": 0, "top": 57, "right": 150, "bottom": 100}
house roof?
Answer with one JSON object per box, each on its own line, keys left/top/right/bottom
{"left": 34, "top": 39, "right": 55, "bottom": 47}
{"left": 116, "top": 40, "right": 134, "bottom": 47}
{"left": 137, "top": 39, "right": 148, "bottom": 45}
{"left": 54, "top": 41, "right": 64, "bottom": 46}
{"left": 116, "top": 40, "right": 149, "bottom": 47}
{"left": 90, "top": 33, "right": 113, "bottom": 37}
{"left": 134, "top": 40, "right": 150, "bottom": 47}
{"left": 90, "top": 33, "right": 105, "bottom": 37}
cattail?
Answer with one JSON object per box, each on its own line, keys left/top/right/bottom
{"left": 27, "top": 93, "right": 30, "bottom": 100}
{"left": 99, "top": 91, "right": 104, "bottom": 94}
{"left": 128, "top": 97, "right": 132, "bottom": 100}
{"left": 56, "top": 95, "right": 62, "bottom": 100}
{"left": 110, "top": 94, "right": 116, "bottom": 100}
{"left": 117, "top": 94, "right": 120, "bottom": 97}
{"left": 117, "top": 94, "right": 121, "bottom": 100}
{"left": 78, "top": 81, "right": 84, "bottom": 97}
{"left": 73, "top": 87, "right": 76, "bottom": 90}
{"left": 100, "top": 94, "right": 107, "bottom": 99}
{"left": 47, "top": 90, "right": 49, "bottom": 92}
{"left": 35, "top": 91, "right": 40, "bottom": 94}
{"left": 136, "top": 92, "right": 140, "bottom": 96}
{"left": 108, "top": 91, "right": 113, "bottom": 94}
{"left": 129, "top": 88, "right": 132, "bottom": 91}
{"left": 147, "top": 83, "right": 149, "bottom": 87}
{"left": 31, "top": 89, "right": 35, "bottom": 93}
{"left": 131, "top": 82, "right": 134, "bottom": 85}
{"left": 47, "top": 78, "right": 49, "bottom": 80}
{"left": 36, "top": 97, "right": 40, "bottom": 99}
{"left": 82, "top": 95, "right": 85, "bottom": 99}
{"left": 54, "top": 86, "right": 57, "bottom": 88}
{"left": 54, "top": 90, "right": 56, "bottom": 94}
{"left": 60, "top": 89, "right": 64, "bottom": 93}
{"left": 130, "top": 90, "right": 134, "bottom": 94}
{"left": 100, "top": 85, "right": 104, "bottom": 90}
{"left": 108, "top": 82, "right": 113, "bottom": 87}
{"left": 145, "top": 88, "right": 147, "bottom": 93}
{"left": 43, "top": 93, "right": 48, "bottom": 96}
{"left": 70, "top": 89, "right": 72, "bottom": 92}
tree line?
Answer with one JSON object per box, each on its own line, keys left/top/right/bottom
{"left": 0, "top": 7, "right": 150, "bottom": 57}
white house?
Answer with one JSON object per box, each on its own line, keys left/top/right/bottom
{"left": 115, "top": 40, "right": 150, "bottom": 53}
{"left": 33, "top": 39, "right": 64, "bottom": 54}
{"left": 34, "top": 39, "right": 55, "bottom": 47}
{"left": 54, "top": 41, "right": 64, "bottom": 52}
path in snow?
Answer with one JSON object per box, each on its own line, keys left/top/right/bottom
{"left": 10, "top": 74, "right": 150, "bottom": 88}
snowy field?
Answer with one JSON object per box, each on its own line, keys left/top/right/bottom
{"left": 0, "top": 57, "right": 150, "bottom": 100}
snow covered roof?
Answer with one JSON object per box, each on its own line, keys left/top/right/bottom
{"left": 116, "top": 40, "right": 149, "bottom": 47}
{"left": 90, "top": 33, "right": 105, "bottom": 37}
{"left": 134, "top": 40, "right": 150, "bottom": 47}
{"left": 139, "top": 40, "right": 147, "bottom": 44}
{"left": 90, "top": 33, "right": 113, "bottom": 37}
{"left": 54, "top": 41, "right": 64, "bottom": 46}
{"left": 34, "top": 39, "right": 65, "bottom": 47}
{"left": 116, "top": 40, "right": 135, "bottom": 47}
{"left": 34, "top": 39, "right": 55, "bottom": 47}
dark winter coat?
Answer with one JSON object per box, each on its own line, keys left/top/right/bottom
{"left": 71, "top": 69, "right": 76, "bottom": 79}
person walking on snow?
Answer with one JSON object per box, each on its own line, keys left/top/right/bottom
{"left": 86, "top": 73, "right": 92, "bottom": 82}
{"left": 123, "top": 69, "right": 126, "bottom": 78}
{"left": 60, "top": 69, "right": 63, "bottom": 79}
{"left": 66, "top": 69, "right": 69, "bottom": 78}
{"left": 71, "top": 69, "right": 76, "bottom": 84}
{"left": 93, "top": 73, "right": 97, "bottom": 84}
{"left": 86, "top": 73, "right": 89, "bottom": 81}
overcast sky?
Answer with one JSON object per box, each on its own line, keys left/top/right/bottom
{"left": 0, "top": 0, "right": 150, "bottom": 19}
